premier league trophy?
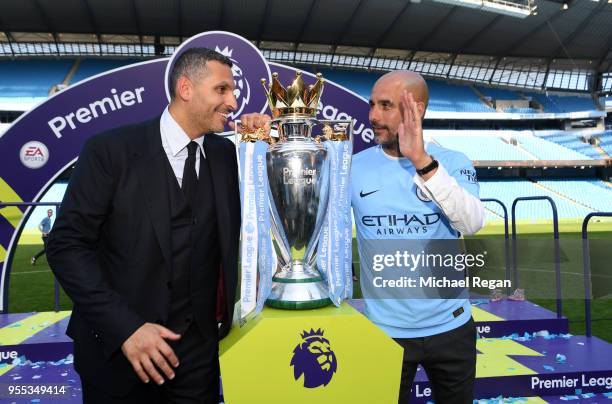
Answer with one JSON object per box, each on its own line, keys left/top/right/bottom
{"left": 264, "top": 71, "right": 332, "bottom": 310}
{"left": 237, "top": 71, "right": 352, "bottom": 312}
{"left": 226, "top": 72, "right": 400, "bottom": 404}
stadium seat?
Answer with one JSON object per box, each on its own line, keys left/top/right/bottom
{"left": 0, "top": 60, "right": 74, "bottom": 111}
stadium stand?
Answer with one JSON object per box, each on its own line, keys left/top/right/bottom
{"left": 526, "top": 92, "right": 596, "bottom": 113}
{"left": 587, "top": 179, "right": 612, "bottom": 191}
{"left": 536, "top": 131, "right": 603, "bottom": 159}
{"left": 426, "top": 80, "right": 493, "bottom": 113}
{"left": 513, "top": 134, "right": 593, "bottom": 160}
{"left": 503, "top": 107, "right": 537, "bottom": 113}
{"left": 477, "top": 86, "right": 523, "bottom": 101}
{"left": 598, "top": 130, "right": 612, "bottom": 156}
{"left": 428, "top": 130, "right": 603, "bottom": 161}
{"left": 321, "top": 68, "right": 493, "bottom": 112}
{"left": 0, "top": 60, "right": 607, "bottom": 224}
{"left": 537, "top": 179, "right": 612, "bottom": 213}
{"left": 70, "top": 59, "right": 137, "bottom": 85}
{"left": 0, "top": 60, "right": 73, "bottom": 111}
{"left": 320, "top": 68, "right": 600, "bottom": 114}
{"left": 480, "top": 179, "right": 594, "bottom": 221}
{"left": 429, "top": 132, "right": 533, "bottom": 160}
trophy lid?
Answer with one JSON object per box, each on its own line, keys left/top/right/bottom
{"left": 261, "top": 71, "right": 324, "bottom": 118}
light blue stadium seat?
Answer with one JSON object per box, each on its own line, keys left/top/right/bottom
{"left": 71, "top": 59, "right": 138, "bottom": 84}
{"left": 432, "top": 134, "right": 532, "bottom": 160}
{"left": 597, "top": 131, "right": 612, "bottom": 156}
{"left": 477, "top": 86, "right": 522, "bottom": 100}
{"left": 0, "top": 60, "right": 74, "bottom": 110}
{"left": 525, "top": 92, "right": 595, "bottom": 113}
{"left": 318, "top": 69, "right": 493, "bottom": 113}
{"left": 427, "top": 80, "right": 493, "bottom": 113}
{"left": 514, "top": 135, "right": 592, "bottom": 160}
{"left": 537, "top": 132, "right": 602, "bottom": 159}
{"left": 537, "top": 180, "right": 612, "bottom": 213}
{"left": 480, "top": 180, "right": 594, "bottom": 221}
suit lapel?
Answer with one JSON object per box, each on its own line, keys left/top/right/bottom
{"left": 133, "top": 118, "right": 172, "bottom": 275}
{"left": 203, "top": 135, "right": 231, "bottom": 258}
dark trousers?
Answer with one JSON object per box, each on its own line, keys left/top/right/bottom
{"left": 395, "top": 318, "right": 476, "bottom": 404}
{"left": 33, "top": 235, "right": 49, "bottom": 260}
{"left": 82, "top": 323, "right": 220, "bottom": 404}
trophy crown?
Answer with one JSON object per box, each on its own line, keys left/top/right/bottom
{"left": 261, "top": 71, "right": 324, "bottom": 117}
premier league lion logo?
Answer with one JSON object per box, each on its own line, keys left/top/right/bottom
{"left": 290, "top": 328, "right": 337, "bottom": 388}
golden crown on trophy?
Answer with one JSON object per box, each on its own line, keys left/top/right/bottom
{"left": 261, "top": 71, "right": 324, "bottom": 117}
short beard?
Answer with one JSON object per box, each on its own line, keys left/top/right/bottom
{"left": 376, "top": 132, "right": 402, "bottom": 157}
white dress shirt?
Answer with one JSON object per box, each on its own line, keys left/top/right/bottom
{"left": 160, "top": 106, "right": 206, "bottom": 187}
{"left": 413, "top": 159, "right": 485, "bottom": 235}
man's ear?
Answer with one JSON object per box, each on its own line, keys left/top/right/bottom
{"left": 175, "top": 76, "right": 192, "bottom": 102}
{"left": 417, "top": 101, "right": 426, "bottom": 119}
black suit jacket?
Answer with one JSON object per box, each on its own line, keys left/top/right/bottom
{"left": 47, "top": 116, "right": 240, "bottom": 394}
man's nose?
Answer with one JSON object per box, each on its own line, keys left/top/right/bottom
{"left": 227, "top": 92, "right": 238, "bottom": 111}
{"left": 369, "top": 107, "right": 380, "bottom": 124}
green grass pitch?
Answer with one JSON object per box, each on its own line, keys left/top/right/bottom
{"left": 7, "top": 218, "right": 612, "bottom": 342}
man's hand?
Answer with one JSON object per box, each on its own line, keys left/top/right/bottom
{"left": 121, "top": 323, "right": 181, "bottom": 385}
{"left": 229, "top": 113, "right": 272, "bottom": 135}
{"left": 398, "top": 90, "right": 435, "bottom": 178}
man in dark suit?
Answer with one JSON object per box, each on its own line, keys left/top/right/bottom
{"left": 47, "top": 48, "right": 240, "bottom": 404}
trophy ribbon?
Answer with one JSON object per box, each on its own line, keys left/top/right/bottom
{"left": 238, "top": 140, "right": 276, "bottom": 320}
{"left": 317, "top": 138, "right": 353, "bottom": 305}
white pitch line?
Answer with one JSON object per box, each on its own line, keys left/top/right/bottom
{"left": 11, "top": 269, "right": 52, "bottom": 275}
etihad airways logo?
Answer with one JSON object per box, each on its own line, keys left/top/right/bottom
{"left": 361, "top": 213, "right": 441, "bottom": 235}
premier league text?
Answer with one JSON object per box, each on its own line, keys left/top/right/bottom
{"left": 48, "top": 87, "right": 145, "bottom": 138}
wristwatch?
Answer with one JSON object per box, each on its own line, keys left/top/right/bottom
{"left": 416, "top": 155, "right": 439, "bottom": 176}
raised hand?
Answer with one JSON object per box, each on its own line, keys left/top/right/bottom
{"left": 229, "top": 113, "right": 272, "bottom": 135}
{"left": 398, "top": 90, "right": 433, "bottom": 173}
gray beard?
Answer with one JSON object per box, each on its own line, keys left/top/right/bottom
{"left": 377, "top": 133, "right": 402, "bottom": 157}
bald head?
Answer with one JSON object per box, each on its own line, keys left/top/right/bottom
{"left": 368, "top": 70, "right": 429, "bottom": 155}
{"left": 374, "top": 70, "right": 429, "bottom": 109}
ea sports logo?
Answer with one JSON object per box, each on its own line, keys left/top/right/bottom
{"left": 290, "top": 328, "right": 337, "bottom": 388}
{"left": 19, "top": 141, "right": 49, "bottom": 169}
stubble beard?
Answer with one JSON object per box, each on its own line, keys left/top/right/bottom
{"left": 376, "top": 131, "right": 402, "bottom": 157}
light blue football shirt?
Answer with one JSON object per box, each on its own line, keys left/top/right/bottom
{"left": 351, "top": 143, "right": 480, "bottom": 338}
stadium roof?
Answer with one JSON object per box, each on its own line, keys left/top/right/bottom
{"left": 0, "top": 0, "right": 610, "bottom": 93}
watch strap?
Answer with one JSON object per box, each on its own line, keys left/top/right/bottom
{"left": 416, "top": 156, "right": 439, "bottom": 176}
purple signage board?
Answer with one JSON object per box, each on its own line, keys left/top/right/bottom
{"left": 0, "top": 31, "right": 374, "bottom": 312}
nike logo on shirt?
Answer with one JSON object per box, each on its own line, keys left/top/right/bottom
{"left": 359, "top": 190, "right": 379, "bottom": 198}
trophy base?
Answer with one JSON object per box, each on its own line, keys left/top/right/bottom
{"left": 266, "top": 269, "right": 332, "bottom": 310}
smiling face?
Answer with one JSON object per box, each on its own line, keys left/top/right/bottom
{"left": 187, "top": 60, "right": 237, "bottom": 134}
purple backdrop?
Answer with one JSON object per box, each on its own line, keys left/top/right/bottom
{"left": 0, "top": 31, "right": 373, "bottom": 312}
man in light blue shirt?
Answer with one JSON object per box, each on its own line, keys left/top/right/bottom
{"left": 352, "top": 70, "right": 485, "bottom": 403}
{"left": 31, "top": 208, "right": 53, "bottom": 265}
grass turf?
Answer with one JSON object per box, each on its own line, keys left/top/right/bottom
{"left": 6, "top": 219, "right": 612, "bottom": 342}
